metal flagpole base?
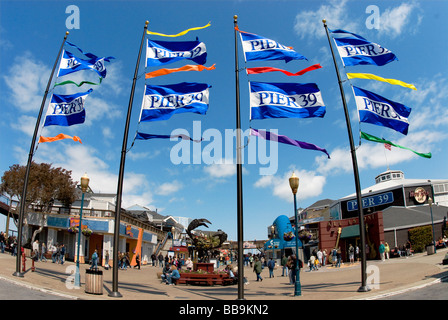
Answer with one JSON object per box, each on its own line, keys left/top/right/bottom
{"left": 108, "top": 291, "right": 123, "bottom": 298}
{"left": 12, "top": 272, "right": 24, "bottom": 277}
{"left": 357, "top": 285, "right": 371, "bottom": 292}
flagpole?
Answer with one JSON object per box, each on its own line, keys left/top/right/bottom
{"left": 109, "top": 20, "right": 149, "bottom": 298}
{"left": 234, "top": 15, "right": 245, "bottom": 300}
{"left": 13, "top": 31, "right": 69, "bottom": 278}
{"left": 322, "top": 20, "right": 370, "bottom": 292}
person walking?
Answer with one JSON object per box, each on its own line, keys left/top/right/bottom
{"left": 336, "top": 247, "right": 342, "bottom": 267}
{"left": 379, "top": 242, "right": 386, "bottom": 261}
{"left": 348, "top": 244, "right": 355, "bottom": 264}
{"left": 90, "top": 249, "right": 98, "bottom": 270}
{"left": 267, "top": 257, "right": 275, "bottom": 278}
{"left": 385, "top": 242, "right": 390, "bottom": 260}
{"left": 151, "top": 253, "right": 156, "bottom": 267}
{"left": 253, "top": 257, "right": 263, "bottom": 282}
{"left": 281, "top": 255, "right": 288, "bottom": 277}
{"left": 322, "top": 249, "right": 327, "bottom": 267}
{"left": 135, "top": 252, "right": 141, "bottom": 269}
{"left": 317, "top": 249, "right": 323, "bottom": 267}
{"left": 40, "top": 243, "right": 47, "bottom": 262}
{"left": 59, "top": 244, "right": 66, "bottom": 265}
{"left": 158, "top": 252, "right": 164, "bottom": 268}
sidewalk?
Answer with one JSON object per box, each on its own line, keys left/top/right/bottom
{"left": 0, "top": 248, "right": 447, "bottom": 300}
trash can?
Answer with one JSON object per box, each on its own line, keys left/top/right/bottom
{"left": 426, "top": 244, "right": 435, "bottom": 255}
{"left": 85, "top": 269, "right": 103, "bottom": 295}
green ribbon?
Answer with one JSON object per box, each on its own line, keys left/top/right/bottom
{"left": 360, "top": 131, "right": 431, "bottom": 159}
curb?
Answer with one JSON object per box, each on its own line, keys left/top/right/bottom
{"left": 0, "top": 275, "right": 81, "bottom": 300}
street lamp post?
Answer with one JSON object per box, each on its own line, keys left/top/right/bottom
{"left": 428, "top": 197, "right": 437, "bottom": 254}
{"left": 171, "top": 226, "right": 175, "bottom": 249}
{"left": 75, "top": 173, "right": 89, "bottom": 288}
{"left": 289, "top": 172, "right": 301, "bottom": 296}
{"left": 270, "top": 225, "right": 275, "bottom": 260}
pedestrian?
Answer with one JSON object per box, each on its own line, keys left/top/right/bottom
{"left": 331, "top": 248, "right": 337, "bottom": 267}
{"left": 158, "top": 252, "right": 164, "bottom": 268}
{"left": 267, "top": 257, "right": 275, "bottom": 278}
{"left": 40, "top": 242, "right": 47, "bottom": 262}
{"left": 164, "top": 254, "right": 169, "bottom": 267}
{"left": 51, "top": 243, "right": 58, "bottom": 263}
{"left": 348, "top": 244, "right": 355, "bottom": 264}
{"left": 166, "top": 265, "right": 180, "bottom": 285}
{"left": 287, "top": 255, "right": 296, "bottom": 284}
{"left": 385, "top": 242, "right": 390, "bottom": 260}
{"left": 281, "top": 255, "right": 289, "bottom": 277}
{"left": 32, "top": 240, "right": 39, "bottom": 261}
{"left": 355, "top": 245, "right": 360, "bottom": 262}
{"left": 253, "top": 257, "right": 263, "bottom": 281}
{"left": 336, "top": 247, "right": 342, "bottom": 267}
{"left": 161, "top": 263, "right": 172, "bottom": 283}
{"left": 317, "top": 249, "right": 323, "bottom": 267}
{"left": 322, "top": 249, "right": 327, "bottom": 266}
{"left": 135, "top": 252, "right": 141, "bottom": 269}
{"left": 309, "top": 255, "right": 316, "bottom": 271}
{"left": 185, "top": 257, "right": 193, "bottom": 270}
{"left": 90, "top": 249, "right": 98, "bottom": 270}
{"left": 249, "top": 255, "right": 254, "bottom": 267}
{"left": 104, "top": 250, "right": 110, "bottom": 270}
{"left": 59, "top": 244, "right": 66, "bottom": 265}
{"left": 0, "top": 232, "right": 4, "bottom": 254}
{"left": 379, "top": 242, "right": 386, "bottom": 261}
{"left": 151, "top": 253, "right": 156, "bottom": 267}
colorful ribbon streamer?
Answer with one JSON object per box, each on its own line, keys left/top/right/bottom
{"left": 246, "top": 64, "right": 322, "bottom": 76}
{"left": 147, "top": 22, "right": 211, "bottom": 37}
{"left": 347, "top": 73, "right": 416, "bottom": 90}
{"left": 360, "top": 131, "right": 431, "bottom": 158}
{"left": 145, "top": 64, "right": 216, "bottom": 79}
{"left": 38, "top": 133, "right": 82, "bottom": 144}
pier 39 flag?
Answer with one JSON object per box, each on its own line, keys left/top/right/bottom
{"left": 250, "top": 82, "right": 325, "bottom": 120}
{"left": 58, "top": 50, "right": 110, "bottom": 78}
{"left": 330, "top": 29, "right": 397, "bottom": 67}
{"left": 146, "top": 39, "right": 207, "bottom": 67}
{"left": 353, "top": 86, "right": 411, "bottom": 135}
{"left": 240, "top": 31, "right": 307, "bottom": 63}
{"left": 44, "top": 89, "right": 93, "bottom": 127}
{"left": 140, "top": 82, "right": 210, "bottom": 122}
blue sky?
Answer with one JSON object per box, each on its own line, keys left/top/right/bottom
{"left": 1, "top": 0, "right": 447, "bottom": 242}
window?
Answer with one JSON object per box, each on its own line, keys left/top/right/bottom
{"left": 434, "top": 183, "right": 448, "bottom": 194}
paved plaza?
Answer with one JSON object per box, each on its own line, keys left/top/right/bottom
{"left": 0, "top": 248, "right": 447, "bottom": 301}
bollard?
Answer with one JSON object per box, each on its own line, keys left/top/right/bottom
{"left": 21, "top": 249, "right": 26, "bottom": 272}
{"left": 31, "top": 257, "right": 35, "bottom": 272}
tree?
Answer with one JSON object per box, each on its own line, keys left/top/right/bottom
{"left": 0, "top": 162, "right": 77, "bottom": 244}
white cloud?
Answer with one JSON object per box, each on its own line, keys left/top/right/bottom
{"left": 3, "top": 52, "right": 50, "bottom": 112}
{"left": 378, "top": 3, "right": 421, "bottom": 38}
{"left": 254, "top": 169, "right": 326, "bottom": 203}
{"left": 294, "top": 0, "right": 357, "bottom": 40}
{"left": 155, "top": 181, "right": 183, "bottom": 196}
{"left": 204, "top": 158, "right": 236, "bottom": 178}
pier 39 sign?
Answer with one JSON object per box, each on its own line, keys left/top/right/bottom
{"left": 347, "top": 192, "right": 394, "bottom": 211}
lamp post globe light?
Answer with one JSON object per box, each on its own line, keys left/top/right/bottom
{"left": 171, "top": 226, "right": 175, "bottom": 248}
{"left": 289, "top": 172, "right": 301, "bottom": 296}
{"left": 75, "top": 173, "right": 89, "bottom": 288}
{"left": 270, "top": 225, "right": 275, "bottom": 259}
{"left": 428, "top": 197, "right": 437, "bottom": 254}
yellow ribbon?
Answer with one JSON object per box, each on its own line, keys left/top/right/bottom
{"left": 347, "top": 73, "right": 416, "bottom": 90}
{"left": 147, "top": 22, "right": 211, "bottom": 37}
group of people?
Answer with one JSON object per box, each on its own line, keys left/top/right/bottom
{"left": 160, "top": 255, "right": 192, "bottom": 285}
{"left": 0, "top": 232, "right": 18, "bottom": 256}
{"left": 31, "top": 240, "right": 66, "bottom": 264}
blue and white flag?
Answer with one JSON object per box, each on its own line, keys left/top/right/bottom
{"left": 353, "top": 86, "right": 411, "bottom": 135}
{"left": 250, "top": 82, "right": 325, "bottom": 120}
{"left": 43, "top": 89, "right": 93, "bottom": 127}
{"left": 58, "top": 50, "right": 110, "bottom": 78}
{"left": 140, "top": 82, "right": 210, "bottom": 122}
{"left": 146, "top": 39, "right": 207, "bottom": 67}
{"left": 240, "top": 31, "right": 307, "bottom": 63}
{"left": 330, "top": 29, "right": 397, "bottom": 67}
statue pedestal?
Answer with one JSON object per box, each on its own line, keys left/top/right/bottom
{"left": 194, "top": 262, "right": 214, "bottom": 272}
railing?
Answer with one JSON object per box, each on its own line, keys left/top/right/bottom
{"left": 154, "top": 233, "right": 169, "bottom": 256}
{"left": 8, "top": 202, "right": 166, "bottom": 240}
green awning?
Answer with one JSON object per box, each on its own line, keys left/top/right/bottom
{"left": 340, "top": 225, "right": 360, "bottom": 239}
